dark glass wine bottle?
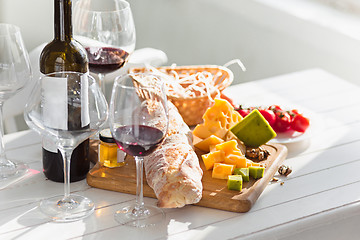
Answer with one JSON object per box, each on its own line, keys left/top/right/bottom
{"left": 39, "top": 0, "right": 90, "bottom": 182}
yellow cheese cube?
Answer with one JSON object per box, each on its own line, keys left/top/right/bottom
{"left": 194, "top": 135, "right": 224, "bottom": 152}
{"left": 224, "top": 154, "right": 247, "bottom": 168}
{"left": 215, "top": 140, "right": 243, "bottom": 156}
{"left": 212, "top": 163, "right": 235, "bottom": 179}
{"left": 202, "top": 150, "right": 225, "bottom": 170}
{"left": 209, "top": 144, "right": 217, "bottom": 152}
{"left": 193, "top": 124, "right": 213, "bottom": 139}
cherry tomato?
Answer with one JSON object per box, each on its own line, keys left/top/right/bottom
{"left": 258, "top": 109, "right": 276, "bottom": 126}
{"left": 268, "top": 105, "right": 282, "bottom": 111}
{"left": 237, "top": 108, "right": 250, "bottom": 117}
{"left": 291, "top": 114, "right": 310, "bottom": 133}
{"left": 273, "top": 110, "right": 291, "bottom": 132}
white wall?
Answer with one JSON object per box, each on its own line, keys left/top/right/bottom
{"left": 0, "top": 0, "right": 53, "bottom": 51}
{"left": 1, "top": 0, "right": 360, "bottom": 85}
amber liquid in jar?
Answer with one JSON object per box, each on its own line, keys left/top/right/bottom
{"left": 98, "top": 129, "right": 125, "bottom": 168}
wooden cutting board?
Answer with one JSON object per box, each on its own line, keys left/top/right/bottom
{"left": 87, "top": 143, "right": 287, "bottom": 213}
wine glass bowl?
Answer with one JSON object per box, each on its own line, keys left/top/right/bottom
{"left": 74, "top": 0, "right": 136, "bottom": 93}
{"left": 24, "top": 72, "right": 108, "bottom": 222}
{"left": 109, "top": 73, "right": 168, "bottom": 227}
{"left": 0, "top": 23, "right": 31, "bottom": 180}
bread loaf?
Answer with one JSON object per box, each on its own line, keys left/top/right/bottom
{"left": 144, "top": 102, "right": 203, "bottom": 208}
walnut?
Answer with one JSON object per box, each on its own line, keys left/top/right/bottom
{"left": 245, "top": 147, "right": 270, "bottom": 161}
{"left": 278, "top": 165, "right": 292, "bottom": 176}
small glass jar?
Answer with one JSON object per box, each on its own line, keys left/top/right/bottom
{"left": 98, "top": 129, "right": 125, "bottom": 168}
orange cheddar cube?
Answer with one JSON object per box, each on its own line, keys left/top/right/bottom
{"left": 193, "top": 124, "right": 213, "bottom": 139}
{"left": 224, "top": 154, "right": 247, "bottom": 168}
{"left": 212, "top": 163, "right": 235, "bottom": 179}
{"left": 209, "top": 144, "right": 217, "bottom": 152}
{"left": 215, "top": 140, "right": 243, "bottom": 156}
{"left": 194, "top": 135, "right": 224, "bottom": 152}
{"left": 202, "top": 150, "right": 225, "bottom": 170}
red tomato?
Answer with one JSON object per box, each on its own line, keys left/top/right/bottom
{"left": 291, "top": 114, "right": 310, "bottom": 133}
{"left": 273, "top": 110, "right": 291, "bottom": 132}
{"left": 258, "top": 109, "right": 276, "bottom": 126}
{"left": 268, "top": 105, "right": 282, "bottom": 111}
{"left": 237, "top": 108, "right": 250, "bottom": 117}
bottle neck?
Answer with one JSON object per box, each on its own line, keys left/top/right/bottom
{"left": 54, "top": 0, "right": 72, "bottom": 41}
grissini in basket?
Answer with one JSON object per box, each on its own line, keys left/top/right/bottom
{"left": 144, "top": 101, "right": 203, "bottom": 208}
{"left": 129, "top": 65, "right": 234, "bottom": 126}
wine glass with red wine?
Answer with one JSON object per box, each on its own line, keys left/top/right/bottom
{"left": 24, "top": 72, "right": 108, "bottom": 222}
{"left": 73, "top": 0, "right": 136, "bottom": 95}
{"left": 109, "top": 73, "right": 169, "bottom": 227}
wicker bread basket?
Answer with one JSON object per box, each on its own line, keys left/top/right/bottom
{"left": 129, "top": 65, "right": 233, "bottom": 126}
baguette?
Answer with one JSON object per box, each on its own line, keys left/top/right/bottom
{"left": 144, "top": 102, "right": 203, "bottom": 208}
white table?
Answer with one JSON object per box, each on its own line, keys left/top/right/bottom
{"left": 1, "top": 68, "right": 360, "bottom": 240}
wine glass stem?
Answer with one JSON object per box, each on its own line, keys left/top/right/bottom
{"left": 59, "top": 147, "right": 72, "bottom": 199}
{"left": 134, "top": 156, "right": 145, "bottom": 211}
{"left": 98, "top": 73, "right": 106, "bottom": 96}
{"left": 0, "top": 103, "right": 10, "bottom": 166}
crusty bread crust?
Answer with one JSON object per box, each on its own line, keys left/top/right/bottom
{"left": 144, "top": 102, "right": 203, "bottom": 208}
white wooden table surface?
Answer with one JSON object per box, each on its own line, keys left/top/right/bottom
{"left": 1, "top": 68, "right": 360, "bottom": 240}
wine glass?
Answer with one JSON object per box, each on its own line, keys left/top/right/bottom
{"left": 109, "top": 73, "right": 168, "bottom": 227}
{"left": 24, "top": 72, "right": 108, "bottom": 222}
{"left": 0, "top": 23, "right": 31, "bottom": 180}
{"left": 73, "top": 0, "right": 136, "bottom": 96}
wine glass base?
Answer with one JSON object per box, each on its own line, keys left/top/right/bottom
{"left": 114, "top": 203, "right": 165, "bottom": 228}
{"left": 39, "top": 194, "right": 95, "bottom": 222}
{"left": 0, "top": 160, "right": 28, "bottom": 181}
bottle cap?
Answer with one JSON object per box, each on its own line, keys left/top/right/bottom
{"left": 99, "top": 129, "right": 115, "bottom": 143}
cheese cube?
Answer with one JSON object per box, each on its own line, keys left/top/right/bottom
{"left": 249, "top": 166, "right": 265, "bottom": 179}
{"left": 193, "top": 99, "right": 243, "bottom": 140}
{"left": 224, "top": 154, "right": 247, "bottom": 168}
{"left": 215, "top": 140, "right": 243, "bottom": 156}
{"left": 202, "top": 150, "right": 225, "bottom": 170}
{"left": 227, "top": 175, "right": 243, "bottom": 191}
{"left": 194, "top": 135, "right": 224, "bottom": 152}
{"left": 234, "top": 168, "right": 250, "bottom": 182}
{"left": 209, "top": 144, "right": 217, "bottom": 152}
{"left": 212, "top": 163, "right": 235, "bottom": 179}
{"left": 230, "top": 109, "right": 276, "bottom": 147}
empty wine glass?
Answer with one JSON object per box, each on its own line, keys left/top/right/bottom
{"left": 0, "top": 23, "right": 31, "bottom": 180}
{"left": 24, "top": 72, "right": 108, "bottom": 222}
{"left": 109, "top": 73, "right": 168, "bottom": 227}
{"left": 73, "top": 0, "right": 136, "bottom": 95}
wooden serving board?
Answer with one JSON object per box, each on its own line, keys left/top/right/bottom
{"left": 87, "top": 143, "right": 287, "bottom": 212}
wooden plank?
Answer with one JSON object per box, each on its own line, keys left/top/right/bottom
{"left": 86, "top": 143, "right": 287, "bottom": 213}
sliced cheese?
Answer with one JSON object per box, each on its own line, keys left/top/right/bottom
{"left": 194, "top": 135, "right": 224, "bottom": 152}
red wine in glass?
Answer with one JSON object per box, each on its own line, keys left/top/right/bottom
{"left": 85, "top": 47, "right": 129, "bottom": 74}
{"left": 113, "top": 125, "right": 165, "bottom": 157}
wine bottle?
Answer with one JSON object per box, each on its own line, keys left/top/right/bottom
{"left": 39, "top": 0, "right": 90, "bottom": 182}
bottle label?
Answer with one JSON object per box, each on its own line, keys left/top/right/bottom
{"left": 42, "top": 76, "right": 68, "bottom": 130}
{"left": 41, "top": 73, "right": 90, "bottom": 153}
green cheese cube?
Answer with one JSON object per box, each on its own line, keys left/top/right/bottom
{"left": 230, "top": 109, "right": 277, "bottom": 148}
{"left": 249, "top": 166, "right": 265, "bottom": 179}
{"left": 227, "top": 175, "right": 243, "bottom": 191}
{"left": 234, "top": 168, "right": 250, "bottom": 182}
